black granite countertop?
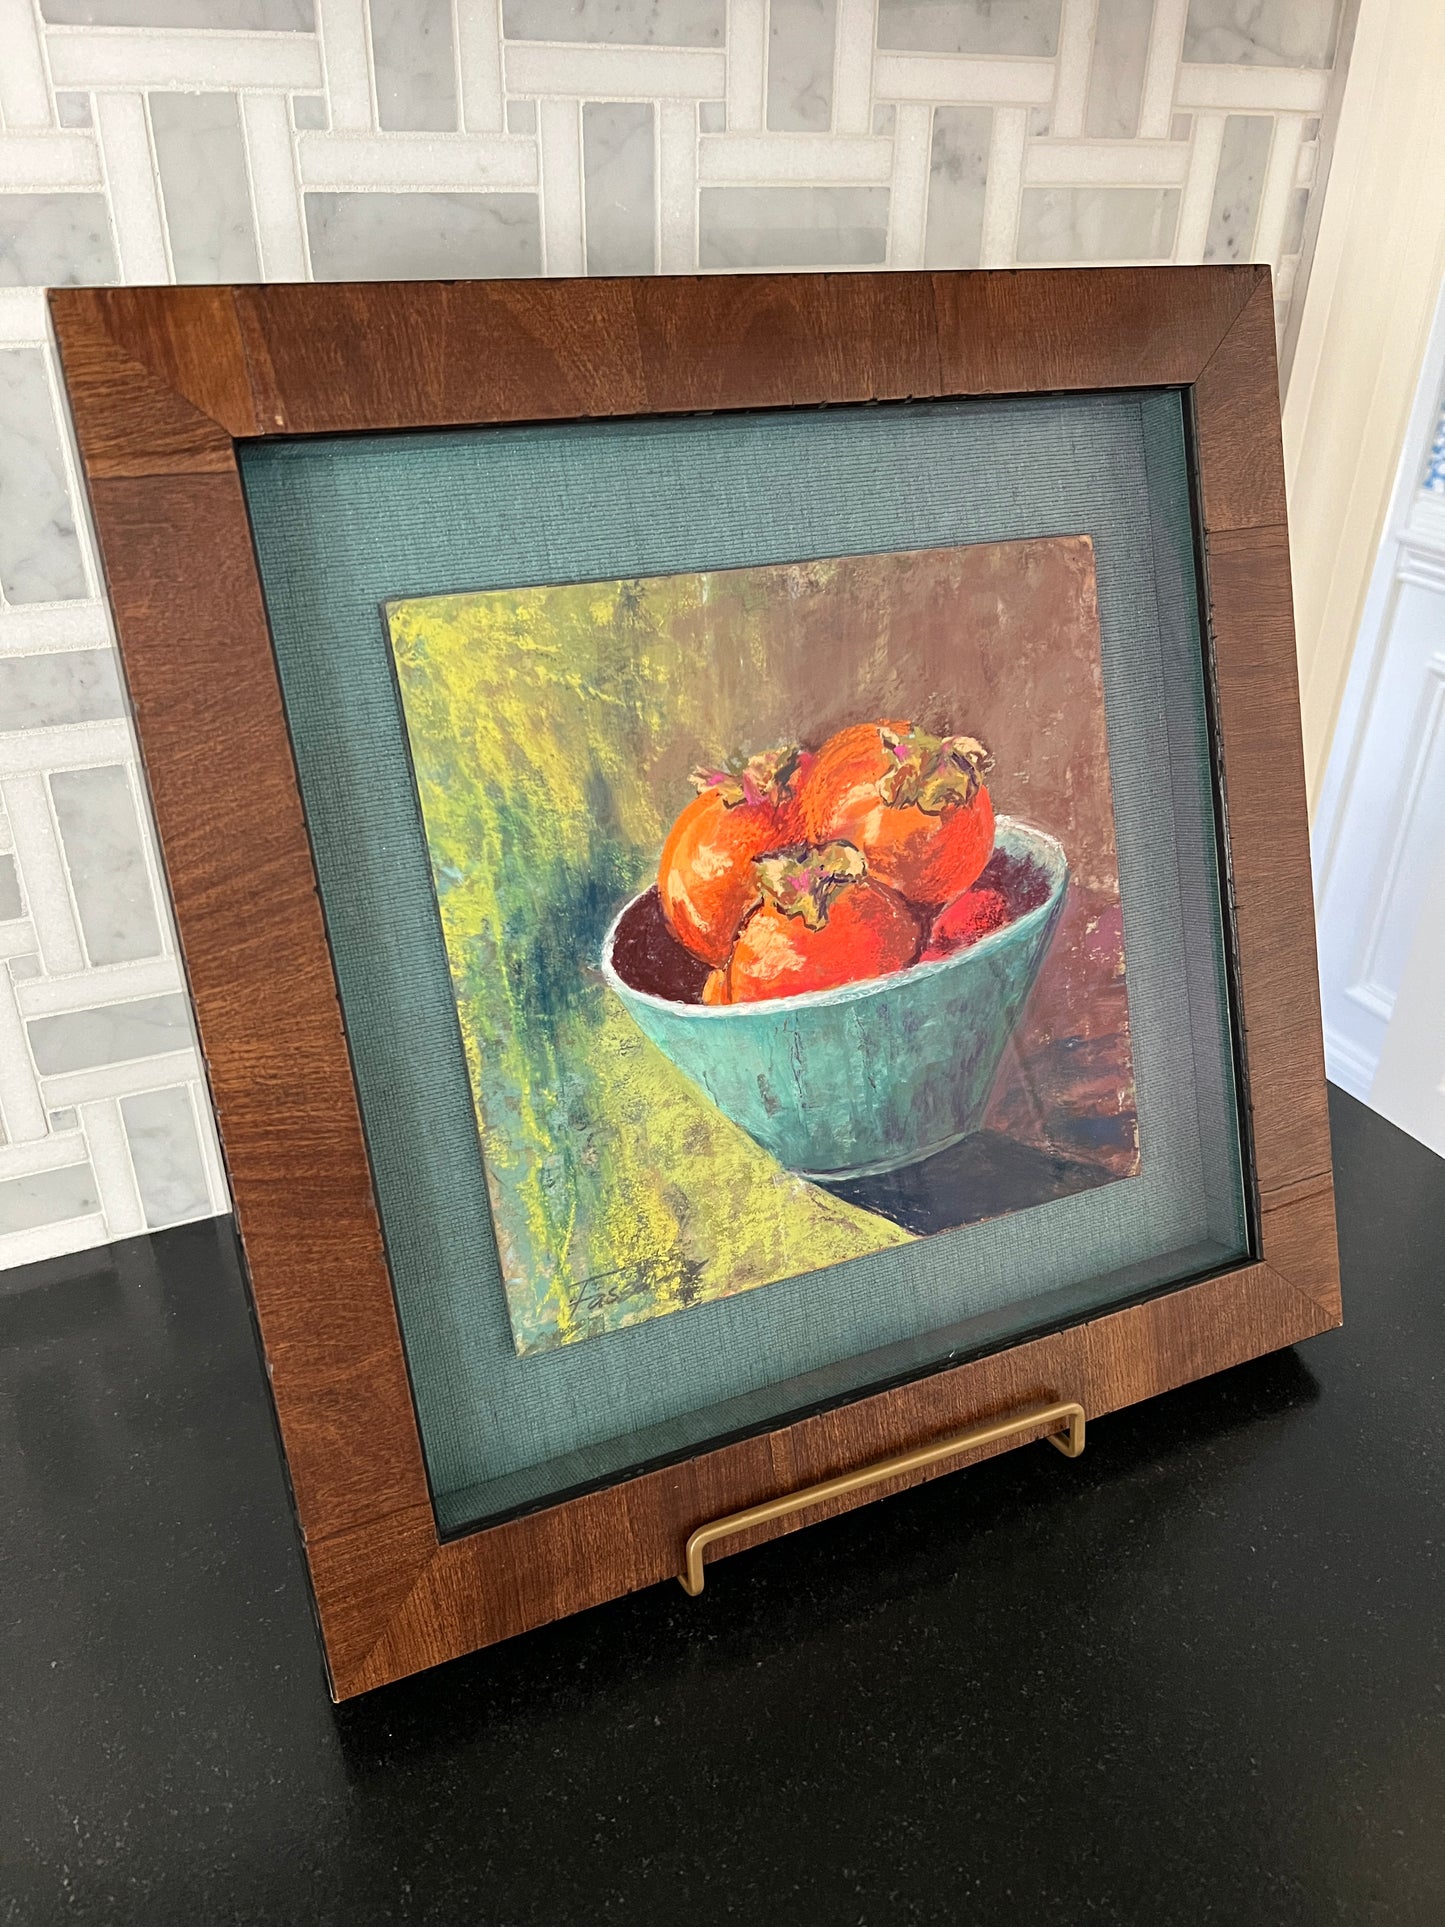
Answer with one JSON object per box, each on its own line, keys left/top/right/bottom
{"left": 2, "top": 1088, "right": 1442, "bottom": 1925}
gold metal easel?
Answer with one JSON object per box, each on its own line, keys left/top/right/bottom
{"left": 680, "top": 1398, "right": 1086, "bottom": 1596}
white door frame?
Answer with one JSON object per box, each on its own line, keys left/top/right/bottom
{"left": 1282, "top": 0, "right": 1445, "bottom": 806}
{"left": 1311, "top": 300, "right": 1445, "bottom": 1099}
{"left": 1281, "top": 0, "right": 1445, "bottom": 1130}
{"left": 1372, "top": 833, "right": 1445, "bottom": 1153}
{"left": 1311, "top": 283, "right": 1445, "bottom": 914}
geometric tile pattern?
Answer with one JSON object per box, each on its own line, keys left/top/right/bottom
{"left": 0, "top": 0, "right": 1350, "bottom": 1266}
{"left": 0, "top": 284, "right": 230, "bottom": 1268}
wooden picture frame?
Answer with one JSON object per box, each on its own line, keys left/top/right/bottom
{"left": 49, "top": 266, "right": 1339, "bottom": 1700}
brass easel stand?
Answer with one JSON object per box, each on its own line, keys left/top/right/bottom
{"left": 680, "top": 1399, "right": 1086, "bottom": 1596}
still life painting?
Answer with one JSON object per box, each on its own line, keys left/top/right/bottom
{"left": 385, "top": 536, "right": 1140, "bottom": 1355}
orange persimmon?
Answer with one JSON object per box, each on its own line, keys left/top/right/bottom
{"left": 658, "top": 745, "right": 807, "bottom": 967}
{"left": 798, "top": 721, "right": 995, "bottom": 909}
{"left": 726, "top": 843, "right": 922, "bottom": 1003}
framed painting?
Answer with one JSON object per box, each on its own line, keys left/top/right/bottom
{"left": 50, "top": 267, "right": 1340, "bottom": 1698}
{"left": 386, "top": 535, "right": 1134, "bottom": 1354}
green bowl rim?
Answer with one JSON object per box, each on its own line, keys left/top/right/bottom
{"left": 599, "top": 815, "right": 1068, "bottom": 1022}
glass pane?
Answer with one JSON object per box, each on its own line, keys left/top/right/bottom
{"left": 239, "top": 389, "right": 1249, "bottom": 1534}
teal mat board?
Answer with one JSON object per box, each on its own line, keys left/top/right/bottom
{"left": 239, "top": 389, "right": 1247, "bottom": 1520}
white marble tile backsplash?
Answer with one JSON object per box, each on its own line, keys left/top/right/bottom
{"left": 0, "top": 193, "right": 116, "bottom": 286}
{"left": 1016, "top": 181, "right": 1182, "bottom": 261}
{"left": 876, "top": 0, "right": 1062, "bottom": 57}
{"left": 0, "top": 0, "right": 1353, "bottom": 1268}
{"left": 1086, "top": 0, "right": 1154, "bottom": 139}
{"left": 48, "top": 764, "right": 163, "bottom": 969}
{"left": 583, "top": 101, "right": 657, "bottom": 271}
{"left": 923, "top": 102, "right": 990, "bottom": 267}
{"left": 372, "top": 0, "right": 458, "bottom": 130}
{"left": 0, "top": 1156, "right": 98, "bottom": 1235}
{"left": 118, "top": 1085, "right": 210, "bottom": 1228}
{"left": 304, "top": 187, "right": 543, "bottom": 277}
{"left": 0, "top": 346, "right": 87, "bottom": 601}
{"left": 699, "top": 180, "right": 889, "bottom": 264}
{"left": 504, "top": 0, "right": 725, "bottom": 44}
{"left": 27, "top": 993, "right": 192, "bottom": 1078}
{"left": 1183, "top": 0, "right": 1340, "bottom": 69}
{"left": 38, "top": 1, "right": 315, "bottom": 23}
{"left": 1204, "top": 109, "right": 1274, "bottom": 261}
{"left": 150, "top": 92, "right": 262, "bottom": 281}
{"left": 767, "top": 0, "right": 837, "bottom": 132}
{"left": 0, "top": 651, "right": 122, "bottom": 731}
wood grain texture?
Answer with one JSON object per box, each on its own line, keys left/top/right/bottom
{"left": 1260, "top": 1180, "right": 1342, "bottom": 1318}
{"left": 314, "top": 1257, "right": 1335, "bottom": 1697}
{"left": 84, "top": 470, "right": 428, "bottom": 1538}
{"left": 1203, "top": 525, "right": 1333, "bottom": 1206}
{"left": 74, "top": 286, "right": 264, "bottom": 443}
{"left": 59, "top": 268, "right": 1258, "bottom": 448}
{"left": 928, "top": 264, "right": 1262, "bottom": 397}
{"left": 48, "top": 266, "right": 1339, "bottom": 1701}
{"left": 1193, "top": 277, "right": 1290, "bottom": 533}
{"left": 49, "top": 290, "right": 235, "bottom": 479}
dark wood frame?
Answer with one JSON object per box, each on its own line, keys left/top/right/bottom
{"left": 50, "top": 266, "right": 1339, "bottom": 1700}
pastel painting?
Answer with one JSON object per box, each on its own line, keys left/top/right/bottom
{"left": 385, "top": 537, "right": 1140, "bottom": 1356}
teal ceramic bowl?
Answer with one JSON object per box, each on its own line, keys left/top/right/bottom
{"left": 601, "top": 816, "right": 1068, "bottom": 1182}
